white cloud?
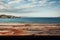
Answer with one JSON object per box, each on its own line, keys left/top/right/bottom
{"left": 15, "top": 0, "right": 50, "bottom": 9}
{"left": 15, "top": 3, "right": 36, "bottom": 9}
{"left": 0, "top": 0, "right": 56, "bottom": 9}
{"left": 0, "top": 0, "right": 57, "bottom": 9}
{"left": 0, "top": 0, "right": 8, "bottom": 9}
{"left": 0, "top": 9, "right": 60, "bottom": 17}
{"left": 0, "top": 5, "right": 7, "bottom": 9}
{"left": 0, "top": 5, "right": 5, "bottom": 9}
{"left": 31, "top": 0, "right": 37, "bottom": 3}
{"left": 0, "top": 0, "right": 60, "bottom": 17}
{"left": 8, "top": 0, "right": 22, "bottom": 4}
{"left": 8, "top": 0, "right": 49, "bottom": 9}
{"left": 15, "top": 13, "right": 60, "bottom": 17}
{"left": 38, "top": 0, "right": 49, "bottom": 6}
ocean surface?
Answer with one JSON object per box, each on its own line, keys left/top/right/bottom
{"left": 0, "top": 18, "right": 60, "bottom": 23}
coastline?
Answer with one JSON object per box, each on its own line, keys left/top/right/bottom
{"left": 0, "top": 22, "right": 60, "bottom": 25}
{"left": 0, "top": 23, "right": 60, "bottom": 36}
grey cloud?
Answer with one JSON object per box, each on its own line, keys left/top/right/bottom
{"left": 0, "top": 8, "right": 37, "bottom": 13}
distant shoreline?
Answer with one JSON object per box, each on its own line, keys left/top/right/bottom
{"left": 0, "top": 22, "right": 60, "bottom": 25}
{"left": 0, "top": 22, "right": 60, "bottom": 23}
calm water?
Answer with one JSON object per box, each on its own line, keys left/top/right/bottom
{"left": 0, "top": 18, "right": 60, "bottom": 23}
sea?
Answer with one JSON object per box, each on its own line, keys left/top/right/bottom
{"left": 0, "top": 17, "right": 60, "bottom": 23}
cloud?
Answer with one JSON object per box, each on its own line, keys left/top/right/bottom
{"left": 8, "top": 0, "right": 22, "bottom": 4}
{"left": 0, "top": 0, "right": 60, "bottom": 17}
{"left": 7, "top": 0, "right": 49, "bottom": 9}
{"left": 0, "top": 0, "right": 8, "bottom": 9}
{"left": 0, "top": 0, "right": 56, "bottom": 9}
{"left": 38, "top": 0, "right": 48, "bottom": 6}
{"left": 0, "top": 11, "right": 59, "bottom": 17}
{"left": 15, "top": 3, "right": 36, "bottom": 9}
{"left": 0, "top": 5, "right": 6, "bottom": 9}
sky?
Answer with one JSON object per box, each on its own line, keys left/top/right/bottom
{"left": 0, "top": 0, "right": 60, "bottom": 17}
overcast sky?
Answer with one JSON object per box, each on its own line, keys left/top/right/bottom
{"left": 0, "top": 0, "right": 60, "bottom": 17}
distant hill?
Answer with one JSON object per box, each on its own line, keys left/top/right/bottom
{"left": 0, "top": 15, "right": 20, "bottom": 18}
